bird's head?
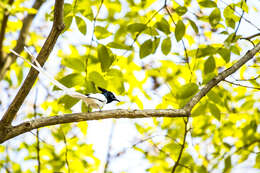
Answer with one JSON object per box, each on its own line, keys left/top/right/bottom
{"left": 98, "top": 87, "right": 120, "bottom": 103}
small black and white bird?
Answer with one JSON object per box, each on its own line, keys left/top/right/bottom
{"left": 11, "top": 48, "right": 120, "bottom": 110}
{"left": 85, "top": 87, "right": 120, "bottom": 110}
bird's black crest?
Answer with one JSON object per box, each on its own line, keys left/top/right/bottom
{"left": 98, "top": 87, "right": 107, "bottom": 93}
{"left": 98, "top": 87, "right": 120, "bottom": 103}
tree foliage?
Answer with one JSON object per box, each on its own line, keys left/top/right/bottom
{"left": 0, "top": 0, "right": 260, "bottom": 172}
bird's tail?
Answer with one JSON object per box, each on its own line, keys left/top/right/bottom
{"left": 10, "top": 48, "right": 88, "bottom": 100}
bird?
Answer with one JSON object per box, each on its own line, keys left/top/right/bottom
{"left": 85, "top": 87, "right": 120, "bottom": 110}
{"left": 10, "top": 48, "right": 120, "bottom": 110}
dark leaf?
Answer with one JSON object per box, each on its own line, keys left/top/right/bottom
{"left": 155, "top": 18, "right": 171, "bottom": 35}
{"left": 161, "top": 37, "right": 171, "bottom": 55}
{"left": 209, "top": 8, "right": 221, "bottom": 27}
{"left": 140, "top": 39, "right": 153, "bottom": 59}
{"left": 199, "top": 0, "right": 217, "bottom": 8}
{"left": 127, "top": 23, "right": 147, "bottom": 33}
{"left": 204, "top": 56, "right": 216, "bottom": 74}
{"left": 176, "top": 6, "right": 187, "bottom": 16}
{"left": 175, "top": 20, "right": 186, "bottom": 41}
{"left": 98, "top": 45, "right": 115, "bottom": 72}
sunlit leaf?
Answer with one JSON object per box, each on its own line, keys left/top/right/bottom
{"left": 175, "top": 83, "right": 198, "bottom": 99}
{"left": 107, "top": 41, "right": 132, "bottom": 50}
{"left": 209, "top": 8, "right": 221, "bottom": 27}
{"left": 176, "top": 6, "right": 187, "bottom": 16}
{"left": 75, "top": 16, "right": 87, "bottom": 35}
{"left": 208, "top": 102, "right": 221, "bottom": 120}
{"left": 127, "top": 23, "right": 147, "bottom": 33}
{"left": 199, "top": 0, "right": 217, "bottom": 8}
{"left": 53, "top": 73, "right": 84, "bottom": 90}
{"left": 155, "top": 18, "right": 170, "bottom": 35}
{"left": 204, "top": 56, "right": 216, "bottom": 74}
{"left": 188, "top": 19, "right": 198, "bottom": 34}
{"left": 88, "top": 71, "right": 107, "bottom": 88}
{"left": 97, "top": 45, "right": 115, "bottom": 72}
{"left": 95, "top": 25, "right": 112, "bottom": 39}
{"left": 140, "top": 39, "right": 153, "bottom": 59}
{"left": 175, "top": 20, "right": 186, "bottom": 41}
{"left": 161, "top": 37, "right": 171, "bottom": 55}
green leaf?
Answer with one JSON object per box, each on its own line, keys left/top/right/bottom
{"left": 75, "top": 16, "right": 87, "bottom": 35}
{"left": 58, "top": 95, "right": 79, "bottom": 109}
{"left": 218, "top": 48, "right": 231, "bottom": 63}
{"left": 53, "top": 73, "right": 84, "bottom": 90}
{"left": 143, "top": 27, "right": 159, "bottom": 36}
{"left": 175, "top": 20, "right": 186, "bottom": 42}
{"left": 175, "top": 83, "right": 198, "bottom": 99}
{"left": 98, "top": 45, "right": 115, "bottom": 72}
{"left": 61, "top": 57, "right": 85, "bottom": 72}
{"left": 188, "top": 19, "right": 198, "bottom": 34}
{"left": 207, "top": 91, "right": 223, "bottom": 106}
{"left": 192, "top": 103, "right": 207, "bottom": 117}
{"left": 127, "top": 23, "right": 147, "bottom": 33}
{"left": 140, "top": 39, "right": 153, "bottom": 59}
{"left": 88, "top": 71, "right": 107, "bottom": 88}
{"left": 155, "top": 18, "right": 170, "bottom": 35}
{"left": 161, "top": 37, "right": 171, "bottom": 55}
{"left": 152, "top": 37, "right": 160, "bottom": 54}
{"left": 175, "top": 6, "right": 187, "bottom": 16}
{"left": 199, "top": 0, "right": 217, "bottom": 8}
{"left": 202, "top": 72, "right": 216, "bottom": 84}
{"left": 208, "top": 102, "right": 221, "bottom": 120}
{"left": 230, "top": 45, "right": 240, "bottom": 55}
{"left": 204, "top": 56, "right": 216, "bottom": 74}
{"left": 95, "top": 26, "right": 112, "bottom": 39}
{"left": 226, "top": 18, "right": 235, "bottom": 29}
{"left": 223, "top": 156, "right": 231, "bottom": 173}
{"left": 64, "top": 15, "right": 73, "bottom": 31}
{"left": 107, "top": 41, "right": 132, "bottom": 50}
{"left": 255, "top": 154, "right": 260, "bottom": 169}
{"left": 209, "top": 8, "right": 221, "bottom": 27}
{"left": 196, "top": 46, "right": 216, "bottom": 58}
{"left": 64, "top": 3, "right": 72, "bottom": 17}
{"left": 78, "top": 2, "right": 93, "bottom": 20}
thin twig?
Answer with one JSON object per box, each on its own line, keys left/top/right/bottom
{"left": 61, "top": 128, "right": 70, "bottom": 173}
{"left": 34, "top": 88, "right": 41, "bottom": 173}
{"left": 231, "top": 0, "right": 246, "bottom": 42}
{"left": 171, "top": 118, "right": 189, "bottom": 173}
{"left": 224, "top": 79, "right": 260, "bottom": 90}
{"left": 104, "top": 121, "right": 116, "bottom": 173}
{"left": 164, "top": 0, "right": 192, "bottom": 80}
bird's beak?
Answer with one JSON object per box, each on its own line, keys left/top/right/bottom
{"left": 114, "top": 98, "right": 120, "bottom": 102}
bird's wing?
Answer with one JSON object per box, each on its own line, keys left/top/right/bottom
{"left": 87, "top": 93, "right": 107, "bottom": 104}
{"left": 10, "top": 49, "right": 90, "bottom": 101}
{"left": 83, "top": 93, "right": 107, "bottom": 109}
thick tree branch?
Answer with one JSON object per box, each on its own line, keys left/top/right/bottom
{"left": 0, "top": 0, "right": 64, "bottom": 126}
{"left": 184, "top": 42, "right": 260, "bottom": 112}
{"left": 0, "top": 109, "right": 188, "bottom": 143}
{"left": 0, "top": 0, "right": 14, "bottom": 60}
{"left": 0, "top": 0, "right": 46, "bottom": 80}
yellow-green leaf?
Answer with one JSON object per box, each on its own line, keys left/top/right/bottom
{"left": 161, "top": 37, "right": 171, "bottom": 55}
{"left": 75, "top": 16, "right": 87, "bottom": 35}
{"left": 204, "top": 56, "right": 216, "bottom": 74}
{"left": 175, "top": 20, "right": 186, "bottom": 42}
{"left": 208, "top": 102, "right": 221, "bottom": 120}
{"left": 209, "top": 8, "right": 221, "bottom": 27}
{"left": 140, "top": 39, "right": 153, "bottom": 59}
